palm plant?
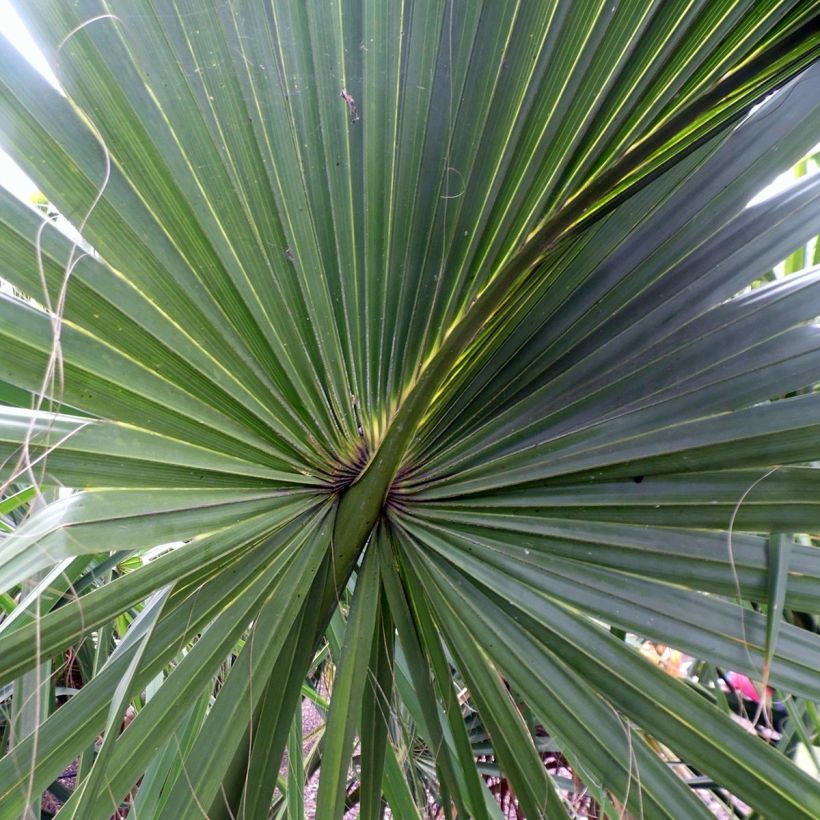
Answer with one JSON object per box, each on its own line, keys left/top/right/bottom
{"left": 1, "top": 1, "right": 820, "bottom": 817}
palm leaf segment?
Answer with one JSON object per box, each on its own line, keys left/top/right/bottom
{"left": 1, "top": 1, "right": 820, "bottom": 817}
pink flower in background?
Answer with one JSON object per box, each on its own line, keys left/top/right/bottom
{"left": 725, "top": 672, "right": 771, "bottom": 703}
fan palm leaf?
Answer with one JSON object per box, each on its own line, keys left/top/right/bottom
{"left": 1, "top": 1, "right": 820, "bottom": 817}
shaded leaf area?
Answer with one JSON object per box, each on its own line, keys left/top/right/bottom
{"left": 0, "top": 1, "right": 819, "bottom": 818}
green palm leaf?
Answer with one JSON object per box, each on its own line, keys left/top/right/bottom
{"left": 1, "top": 1, "right": 820, "bottom": 817}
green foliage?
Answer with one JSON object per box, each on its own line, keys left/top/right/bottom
{"left": 1, "top": 2, "right": 820, "bottom": 818}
